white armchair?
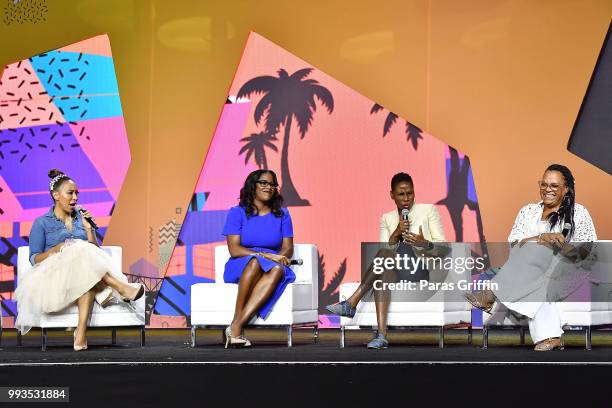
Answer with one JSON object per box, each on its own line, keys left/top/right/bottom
{"left": 14, "top": 246, "right": 146, "bottom": 350}
{"left": 482, "top": 240, "right": 612, "bottom": 350}
{"left": 338, "top": 243, "right": 473, "bottom": 348}
{"left": 190, "top": 244, "right": 319, "bottom": 347}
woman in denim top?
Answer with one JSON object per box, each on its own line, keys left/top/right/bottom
{"left": 15, "top": 169, "right": 144, "bottom": 351}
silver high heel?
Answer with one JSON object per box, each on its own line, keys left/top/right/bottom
{"left": 238, "top": 334, "right": 252, "bottom": 348}
{"left": 224, "top": 326, "right": 248, "bottom": 348}
{"left": 73, "top": 328, "right": 87, "bottom": 351}
{"left": 95, "top": 286, "right": 114, "bottom": 308}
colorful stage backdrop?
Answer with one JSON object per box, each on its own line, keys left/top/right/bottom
{"left": 0, "top": 32, "right": 486, "bottom": 328}
{"left": 154, "top": 33, "right": 486, "bottom": 326}
{"left": 2, "top": 3, "right": 609, "bottom": 329}
{"left": 0, "top": 34, "right": 130, "bottom": 321}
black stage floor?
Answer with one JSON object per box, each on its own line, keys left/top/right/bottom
{"left": 3, "top": 329, "right": 612, "bottom": 407}
{"left": 2, "top": 327, "right": 612, "bottom": 363}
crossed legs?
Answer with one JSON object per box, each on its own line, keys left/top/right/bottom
{"left": 229, "top": 258, "right": 284, "bottom": 337}
{"left": 73, "top": 272, "right": 142, "bottom": 349}
{"left": 100, "top": 272, "right": 141, "bottom": 300}
{"left": 74, "top": 289, "right": 95, "bottom": 348}
{"left": 373, "top": 269, "right": 396, "bottom": 336}
{"left": 344, "top": 249, "right": 396, "bottom": 335}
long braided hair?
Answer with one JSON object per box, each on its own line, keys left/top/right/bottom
{"left": 545, "top": 164, "right": 575, "bottom": 239}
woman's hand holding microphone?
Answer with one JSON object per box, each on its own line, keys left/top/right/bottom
{"left": 390, "top": 218, "right": 410, "bottom": 244}
{"left": 538, "top": 232, "right": 566, "bottom": 247}
{"left": 255, "top": 252, "right": 290, "bottom": 266}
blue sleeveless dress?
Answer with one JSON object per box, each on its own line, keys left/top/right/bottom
{"left": 222, "top": 206, "right": 295, "bottom": 318}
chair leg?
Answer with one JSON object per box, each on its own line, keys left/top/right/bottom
{"left": 482, "top": 326, "right": 488, "bottom": 349}
{"left": 586, "top": 326, "right": 592, "bottom": 351}
{"left": 519, "top": 326, "right": 525, "bottom": 345}
{"left": 340, "top": 326, "right": 345, "bottom": 348}
{"left": 139, "top": 326, "right": 145, "bottom": 347}
{"left": 41, "top": 328, "right": 47, "bottom": 352}
{"left": 287, "top": 326, "right": 292, "bottom": 347}
{"left": 111, "top": 328, "right": 117, "bottom": 345}
{"left": 313, "top": 325, "right": 319, "bottom": 344}
{"left": 17, "top": 331, "right": 22, "bottom": 347}
{"left": 438, "top": 326, "right": 444, "bottom": 349}
{"left": 190, "top": 326, "right": 196, "bottom": 348}
{"left": 467, "top": 326, "right": 473, "bottom": 345}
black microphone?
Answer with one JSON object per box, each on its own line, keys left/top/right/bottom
{"left": 561, "top": 222, "right": 571, "bottom": 238}
{"left": 289, "top": 259, "right": 303, "bottom": 266}
{"left": 553, "top": 222, "right": 572, "bottom": 254}
{"left": 77, "top": 205, "right": 98, "bottom": 230}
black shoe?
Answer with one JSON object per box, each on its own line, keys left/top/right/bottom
{"left": 123, "top": 284, "right": 145, "bottom": 303}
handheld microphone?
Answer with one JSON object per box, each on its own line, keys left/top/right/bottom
{"left": 561, "top": 222, "right": 571, "bottom": 238}
{"left": 76, "top": 205, "right": 98, "bottom": 230}
{"left": 553, "top": 222, "right": 572, "bottom": 255}
{"left": 290, "top": 259, "right": 303, "bottom": 266}
{"left": 401, "top": 208, "right": 410, "bottom": 242}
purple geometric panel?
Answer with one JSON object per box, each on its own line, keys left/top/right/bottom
{"left": 17, "top": 190, "right": 112, "bottom": 208}
{"left": 177, "top": 210, "right": 228, "bottom": 246}
{"left": 0, "top": 123, "right": 108, "bottom": 208}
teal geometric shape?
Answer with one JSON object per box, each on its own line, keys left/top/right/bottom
{"left": 29, "top": 51, "right": 123, "bottom": 121}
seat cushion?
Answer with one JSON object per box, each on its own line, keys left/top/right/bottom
{"left": 191, "top": 282, "right": 314, "bottom": 313}
{"left": 339, "top": 282, "right": 470, "bottom": 313}
{"left": 342, "top": 311, "right": 471, "bottom": 327}
{"left": 39, "top": 296, "right": 146, "bottom": 328}
{"left": 192, "top": 310, "right": 318, "bottom": 326}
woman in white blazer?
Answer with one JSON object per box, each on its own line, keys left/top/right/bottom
{"left": 326, "top": 172, "right": 447, "bottom": 348}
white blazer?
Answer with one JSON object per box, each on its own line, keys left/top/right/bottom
{"left": 379, "top": 203, "right": 447, "bottom": 244}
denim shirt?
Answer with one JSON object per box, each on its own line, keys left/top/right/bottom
{"left": 28, "top": 207, "right": 95, "bottom": 265}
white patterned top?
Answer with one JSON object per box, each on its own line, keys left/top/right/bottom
{"left": 508, "top": 202, "right": 597, "bottom": 243}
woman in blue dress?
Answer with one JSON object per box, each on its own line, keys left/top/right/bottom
{"left": 222, "top": 170, "right": 295, "bottom": 348}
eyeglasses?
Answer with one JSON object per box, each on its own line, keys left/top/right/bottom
{"left": 256, "top": 180, "right": 279, "bottom": 188}
{"left": 538, "top": 181, "right": 565, "bottom": 191}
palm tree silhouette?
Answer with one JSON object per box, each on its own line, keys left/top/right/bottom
{"left": 370, "top": 103, "right": 423, "bottom": 149}
{"left": 237, "top": 68, "right": 334, "bottom": 206}
{"left": 318, "top": 253, "right": 347, "bottom": 314}
{"left": 238, "top": 131, "right": 278, "bottom": 169}
{"left": 436, "top": 147, "right": 486, "bottom": 247}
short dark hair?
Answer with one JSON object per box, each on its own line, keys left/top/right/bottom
{"left": 391, "top": 172, "right": 413, "bottom": 191}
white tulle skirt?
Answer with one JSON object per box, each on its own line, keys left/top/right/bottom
{"left": 15, "top": 239, "right": 128, "bottom": 334}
